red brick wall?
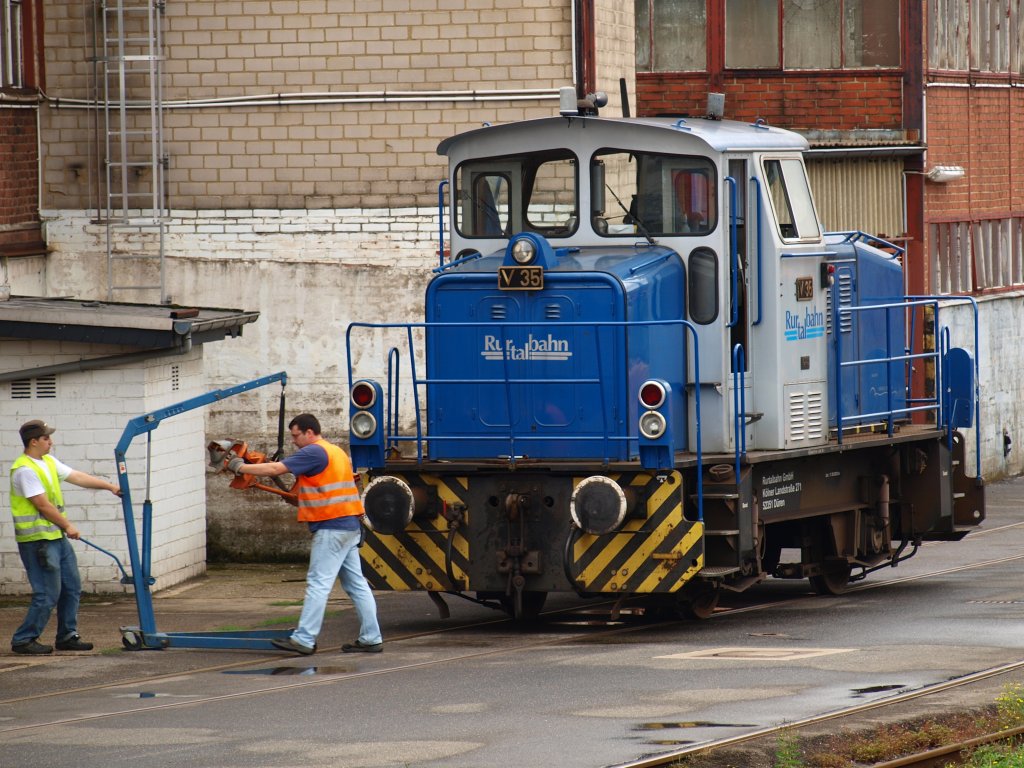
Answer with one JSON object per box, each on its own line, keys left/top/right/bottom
{"left": 924, "top": 84, "right": 1023, "bottom": 223}
{"left": 0, "top": 108, "right": 43, "bottom": 255}
{"left": 636, "top": 72, "right": 903, "bottom": 130}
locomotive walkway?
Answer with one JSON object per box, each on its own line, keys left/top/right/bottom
{"left": 1, "top": 474, "right": 1023, "bottom": 768}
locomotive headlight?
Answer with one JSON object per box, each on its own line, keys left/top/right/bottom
{"left": 639, "top": 410, "right": 667, "bottom": 440}
{"left": 350, "top": 410, "right": 377, "bottom": 440}
{"left": 351, "top": 380, "right": 378, "bottom": 409}
{"left": 639, "top": 380, "right": 667, "bottom": 409}
{"left": 511, "top": 238, "right": 537, "bottom": 264}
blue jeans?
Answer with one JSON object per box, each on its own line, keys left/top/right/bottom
{"left": 292, "top": 528, "right": 382, "bottom": 650}
{"left": 12, "top": 537, "right": 82, "bottom": 647}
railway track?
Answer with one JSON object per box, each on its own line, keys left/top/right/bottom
{"left": 609, "top": 660, "right": 1024, "bottom": 768}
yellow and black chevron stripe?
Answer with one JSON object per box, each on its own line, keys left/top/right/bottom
{"left": 360, "top": 473, "right": 470, "bottom": 591}
{"left": 570, "top": 471, "right": 704, "bottom": 593}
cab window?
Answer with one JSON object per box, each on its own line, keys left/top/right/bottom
{"left": 592, "top": 149, "right": 716, "bottom": 237}
{"left": 762, "top": 158, "right": 820, "bottom": 241}
{"left": 454, "top": 150, "right": 579, "bottom": 238}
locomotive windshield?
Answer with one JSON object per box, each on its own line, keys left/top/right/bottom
{"left": 592, "top": 150, "right": 716, "bottom": 237}
{"left": 455, "top": 149, "right": 579, "bottom": 238}
{"left": 454, "top": 146, "right": 718, "bottom": 240}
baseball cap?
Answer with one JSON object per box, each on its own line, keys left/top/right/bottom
{"left": 20, "top": 420, "right": 56, "bottom": 442}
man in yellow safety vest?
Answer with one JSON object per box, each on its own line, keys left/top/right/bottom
{"left": 10, "top": 419, "right": 122, "bottom": 655}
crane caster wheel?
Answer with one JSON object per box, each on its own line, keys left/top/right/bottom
{"left": 121, "top": 631, "right": 143, "bottom": 651}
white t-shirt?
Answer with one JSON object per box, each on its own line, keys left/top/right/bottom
{"left": 12, "top": 455, "right": 73, "bottom": 500}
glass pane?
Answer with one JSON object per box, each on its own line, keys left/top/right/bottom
{"left": 595, "top": 149, "right": 717, "bottom": 237}
{"left": 688, "top": 248, "right": 719, "bottom": 324}
{"left": 652, "top": 0, "right": 706, "bottom": 72}
{"left": 635, "top": 0, "right": 651, "bottom": 72}
{"left": 525, "top": 157, "right": 579, "bottom": 235}
{"left": 726, "top": 0, "right": 780, "bottom": 68}
{"left": 783, "top": 0, "right": 841, "bottom": 69}
{"left": 844, "top": 0, "right": 900, "bottom": 67}
{"left": 763, "top": 158, "right": 821, "bottom": 241}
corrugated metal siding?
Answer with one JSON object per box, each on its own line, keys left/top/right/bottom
{"left": 806, "top": 158, "right": 904, "bottom": 238}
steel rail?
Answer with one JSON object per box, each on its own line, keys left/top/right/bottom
{"left": 609, "top": 660, "right": 1024, "bottom": 768}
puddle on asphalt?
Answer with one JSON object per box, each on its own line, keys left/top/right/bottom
{"left": 222, "top": 666, "right": 350, "bottom": 676}
{"left": 634, "top": 721, "right": 752, "bottom": 730}
{"left": 850, "top": 684, "right": 905, "bottom": 697}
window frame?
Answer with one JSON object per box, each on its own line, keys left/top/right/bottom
{"left": 636, "top": 0, "right": 902, "bottom": 74}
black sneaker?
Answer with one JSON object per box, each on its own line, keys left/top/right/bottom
{"left": 270, "top": 637, "right": 316, "bottom": 655}
{"left": 12, "top": 639, "right": 53, "bottom": 655}
{"left": 342, "top": 640, "right": 383, "bottom": 654}
{"left": 55, "top": 634, "right": 93, "bottom": 651}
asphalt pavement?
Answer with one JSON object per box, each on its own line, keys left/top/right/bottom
{"left": 1, "top": 476, "right": 1023, "bottom": 768}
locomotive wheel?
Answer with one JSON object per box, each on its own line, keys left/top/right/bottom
{"left": 677, "top": 585, "right": 720, "bottom": 620}
{"left": 809, "top": 562, "right": 852, "bottom": 596}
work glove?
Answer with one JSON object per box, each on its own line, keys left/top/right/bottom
{"left": 227, "top": 456, "right": 245, "bottom": 475}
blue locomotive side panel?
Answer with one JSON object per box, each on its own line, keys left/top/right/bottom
{"left": 826, "top": 236, "right": 907, "bottom": 428}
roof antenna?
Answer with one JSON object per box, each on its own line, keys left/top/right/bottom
{"left": 620, "top": 77, "right": 631, "bottom": 118}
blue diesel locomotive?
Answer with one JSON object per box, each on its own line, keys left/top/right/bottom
{"left": 345, "top": 92, "right": 984, "bottom": 619}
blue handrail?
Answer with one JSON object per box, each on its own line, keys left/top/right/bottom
{"left": 731, "top": 344, "right": 746, "bottom": 478}
{"left": 346, "top": 318, "right": 703, "bottom": 490}
{"left": 830, "top": 292, "right": 981, "bottom": 473}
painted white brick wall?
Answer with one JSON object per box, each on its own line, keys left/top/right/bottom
{"left": 0, "top": 345, "right": 209, "bottom": 595}
{"left": 943, "top": 292, "right": 1024, "bottom": 481}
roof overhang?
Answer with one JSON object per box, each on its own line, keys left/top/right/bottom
{"left": 0, "top": 297, "right": 259, "bottom": 349}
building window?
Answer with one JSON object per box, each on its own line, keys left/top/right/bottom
{"left": 638, "top": 0, "right": 900, "bottom": 72}
{"left": 635, "top": 0, "right": 706, "bottom": 72}
{"left": 928, "top": 0, "right": 969, "bottom": 71}
{"left": 931, "top": 218, "right": 1024, "bottom": 294}
{"left": 930, "top": 0, "right": 1022, "bottom": 74}
{"left": 1, "top": 0, "right": 24, "bottom": 88}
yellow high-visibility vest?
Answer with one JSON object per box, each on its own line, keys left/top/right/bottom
{"left": 10, "top": 454, "right": 65, "bottom": 543}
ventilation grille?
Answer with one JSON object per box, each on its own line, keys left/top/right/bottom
{"left": 788, "top": 389, "right": 824, "bottom": 443}
{"left": 10, "top": 376, "right": 58, "bottom": 400}
{"left": 825, "top": 269, "right": 853, "bottom": 336}
{"left": 171, "top": 364, "right": 180, "bottom": 391}
{"left": 544, "top": 304, "right": 562, "bottom": 320}
{"left": 490, "top": 304, "right": 507, "bottom": 320}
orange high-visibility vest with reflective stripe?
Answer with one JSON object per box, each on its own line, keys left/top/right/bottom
{"left": 294, "top": 439, "right": 363, "bottom": 522}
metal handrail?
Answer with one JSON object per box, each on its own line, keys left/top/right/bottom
{"left": 731, "top": 344, "right": 746, "bottom": 478}
{"left": 346, "top": 318, "right": 702, "bottom": 469}
{"left": 831, "top": 293, "right": 981, "bottom": 471}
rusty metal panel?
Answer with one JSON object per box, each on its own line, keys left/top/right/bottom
{"left": 806, "top": 158, "right": 904, "bottom": 239}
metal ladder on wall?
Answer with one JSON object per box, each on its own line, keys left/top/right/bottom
{"left": 94, "top": 0, "right": 168, "bottom": 304}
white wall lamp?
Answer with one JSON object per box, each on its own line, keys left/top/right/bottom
{"left": 926, "top": 165, "right": 965, "bottom": 183}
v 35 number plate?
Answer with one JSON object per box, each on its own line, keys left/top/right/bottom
{"left": 499, "top": 266, "right": 544, "bottom": 291}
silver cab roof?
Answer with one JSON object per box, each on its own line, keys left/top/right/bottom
{"left": 437, "top": 115, "right": 810, "bottom": 159}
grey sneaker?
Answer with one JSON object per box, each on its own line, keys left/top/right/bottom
{"left": 342, "top": 640, "right": 383, "bottom": 653}
{"left": 270, "top": 637, "right": 316, "bottom": 655}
